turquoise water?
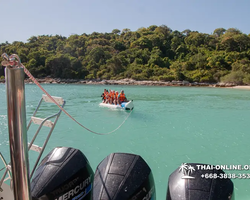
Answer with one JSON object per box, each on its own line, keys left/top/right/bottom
{"left": 0, "top": 84, "right": 250, "bottom": 199}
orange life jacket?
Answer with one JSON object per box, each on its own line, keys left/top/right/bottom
{"left": 110, "top": 92, "right": 114, "bottom": 99}
{"left": 119, "top": 93, "right": 126, "bottom": 101}
{"left": 103, "top": 91, "right": 107, "bottom": 100}
{"left": 107, "top": 92, "right": 111, "bottom": 100}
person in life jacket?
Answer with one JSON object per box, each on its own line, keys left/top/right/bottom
{"left": 109, "top": 90, "right": 115, "bottom": 104}
{"left": 118, "top": 90, "right": 128, "bottom": 105}
{"left": 106, "top": 89, "right": 111, "bottom": 104}
{"left": 101, "top": 89, "right": 107, "bottom": 103}
{"left": 114, "top": 91, "right": 119, "bottom": 105}
{"left": 103, "top": 89, "right": 109, "bottom": 104}
{"left": 112, "top": 90, "right": 116, "bottom": 104}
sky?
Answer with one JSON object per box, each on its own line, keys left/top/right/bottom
{"left": 0, "top": 0, "right": 250, "bottom": 44}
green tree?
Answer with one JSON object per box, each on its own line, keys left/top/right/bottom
{"left": 1, "top": 24, "right": 250, "bottom": 84}
{"left": 112, "top": 29, "right": 121, "bottom": 35}
{"left": 213, "top": 28, "right": 226, "bottom": 37}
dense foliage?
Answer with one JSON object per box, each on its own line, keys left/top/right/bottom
{"left": 1, "top": 25, "right": 250, "bottom": 84}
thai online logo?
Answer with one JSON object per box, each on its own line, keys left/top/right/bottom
{"left": 179, "top": 163, "right": 195, "bottom": 179}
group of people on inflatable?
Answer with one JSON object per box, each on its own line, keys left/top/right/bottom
{"left": 101, "top": 89, "right": 128, "bottom": 105}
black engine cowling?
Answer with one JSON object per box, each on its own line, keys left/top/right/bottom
{"left": 166, "top": 163, "right": 234, "bottom": 200}
{"left": 31, "top": 147, "right": 93, "bottom": 200}
{"left": 93, "top": 152, "right": 155, "bottom": 200}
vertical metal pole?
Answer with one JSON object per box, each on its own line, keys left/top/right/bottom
{"left": 5, "top": 67, "right": 31, "bottom": 200}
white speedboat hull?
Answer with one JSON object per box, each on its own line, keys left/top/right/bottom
{"left": 99, "top": 101, "right": 134, "bottom": 110}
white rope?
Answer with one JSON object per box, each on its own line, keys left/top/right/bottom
{"left": 22, "top": 64, "right": 133, "bottom": 135}
{"left": 1, "top": 53, "right": 133, "bottom": 135}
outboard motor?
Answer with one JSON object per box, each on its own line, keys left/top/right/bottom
{"left": 93, "top": 152, "right": 155, "bottom": 200}
{"left": 166, "top": 163, "right": 234, "bottom": 200}
{"left": 31, "top": 147, "right": 93, "bottom": 200}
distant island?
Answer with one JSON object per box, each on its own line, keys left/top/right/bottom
{"left": 0, "top": 25, "right": 250, "bottom": 86}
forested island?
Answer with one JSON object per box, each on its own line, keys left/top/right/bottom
{"left": 0, "top": 25, "right": 250, "bottom": 86}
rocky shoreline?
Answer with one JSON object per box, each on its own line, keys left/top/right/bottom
{"left": 0, "top": 78, "right": 239, "bottom": 87}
